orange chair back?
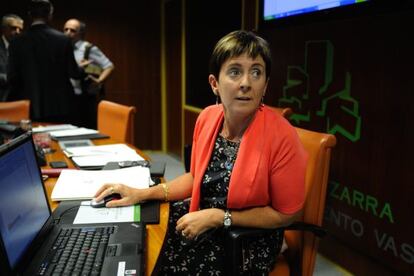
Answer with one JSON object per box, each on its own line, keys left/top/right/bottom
{"left": 295, "top": 127, "right": 336, "bottom": 276}
{"left": 269, "top": 125, "right": 336, "bottom": 276}
{"left": 97, "top": 100, "right": 136, "bottom": 144}
{"left": 269, "top": 106, "right": 293, "bottom": 118}
{"left": 0, "top": 100, "right": 30, "bottom": 122}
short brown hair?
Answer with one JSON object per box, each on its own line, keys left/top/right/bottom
{"left": 209, "top": 30, "right": 272, "bottom": 80}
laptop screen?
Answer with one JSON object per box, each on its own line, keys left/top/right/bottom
{"left": 0, "top": 134, "right": 50, "bottom": 269}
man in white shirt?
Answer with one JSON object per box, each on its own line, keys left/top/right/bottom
{"left": 0, "top": 14, "right": 23, "bottom": 101}
{"left": 63, "top": 18, "right": 115, "bottom": 128}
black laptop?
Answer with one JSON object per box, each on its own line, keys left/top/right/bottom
{"left": 0, "top": 133, "right": 145, "bottom": 276}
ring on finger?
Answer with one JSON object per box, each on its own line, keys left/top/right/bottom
{"left": 181, "top": 231, "right": 186, "bottom": 237}
{"left": 109, "top": 186, "right": 114, "bottom": 194}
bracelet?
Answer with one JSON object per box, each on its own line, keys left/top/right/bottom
{"left": 161, "top": 183, "right": 169, "bottom": 202}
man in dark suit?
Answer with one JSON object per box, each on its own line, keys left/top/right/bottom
{"left": 8, "top": 0, "right": 82, "bottom": 123}
{"left": 0, "top": 14, "right": 23, "bottom": 101}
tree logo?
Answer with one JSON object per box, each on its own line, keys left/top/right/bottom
{"left": 278, "top": 40, "right": 361, "bottom": 142}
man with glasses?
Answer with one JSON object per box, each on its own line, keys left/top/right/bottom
{"left": 0, "top": 14, "right": 23, "bottom": 101}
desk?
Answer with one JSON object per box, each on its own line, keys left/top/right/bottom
{"left": 42, "top": 138, "right": 169, "bottom": 276}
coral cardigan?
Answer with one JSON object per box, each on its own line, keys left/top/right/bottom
{"left": 189, "top": 105, "right": 307, "bottom": 215}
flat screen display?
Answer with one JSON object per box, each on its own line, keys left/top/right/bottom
{"left": 263, "top": 0, "right": 370, "bottom": 21}
{"left": 0, "top": 137, "right": 50, "bottom": 269}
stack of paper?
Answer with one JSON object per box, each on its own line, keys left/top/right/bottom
{"left": 64, "top": 144, "right": 144, "bottom": 168}
{"left": 32, "top": 124, "right": 77, "bottom": 133}
{"left": 49, "top": 127, "right": 98, "bottom": 138}
{"left": 51, "top": 166, "right": 150, "bottom": 201}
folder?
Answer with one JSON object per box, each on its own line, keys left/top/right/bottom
{"left": 51, "top": 166, "right": 150, "bottom": 201}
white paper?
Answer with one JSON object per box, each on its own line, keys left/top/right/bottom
{"left": 66, "top": 144, "right": 144, "bottom": 167}
{"left": 72, "top": 155, "right": 143, "bottom": 167}
{"left": 64, "top": 144, "right": 139, "bottom": 157}
{"left": 117, "top": 262, "right": 126, "bottom": 276}
{"left": 49, "top": 127, "right": 98, "bottom": 138}
{"left": 32, "top": 124, "right": 77, "bottom": 133}
{"left": 51, "top": 166, "right": 150, "bottom": 201}
{"left": 73, "top": 201, "right": 140, "bottom": 224}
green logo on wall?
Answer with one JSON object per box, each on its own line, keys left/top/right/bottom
{"left": 278, "top": 40, "right": 361, "bottom": 142}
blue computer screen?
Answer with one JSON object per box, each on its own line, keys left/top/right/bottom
{"left": 264, "top": 0, "right": 369, "bottom": 21}
{"left": 0, "top": 138, "right": 50, "bottom": 269}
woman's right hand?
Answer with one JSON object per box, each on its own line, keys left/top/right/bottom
{"left": 93, "top": 183, "right": 143, "bottom": 207}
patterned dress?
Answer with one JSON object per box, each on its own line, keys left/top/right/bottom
{"left": 158, "top": 135, "right": 283, "bottom": 275}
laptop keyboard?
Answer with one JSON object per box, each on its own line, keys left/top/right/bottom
{"left": 37, "top": 226, "right": 115, "bottom": 276}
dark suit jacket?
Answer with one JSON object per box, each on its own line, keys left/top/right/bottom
{"left": 8, "top": 24, "right": 82, "bottom": 122}
{"left": 0, "top": 38, "right": 8, "bottom": 101}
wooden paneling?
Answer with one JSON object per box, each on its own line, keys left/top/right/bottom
{"left": 165, "top": 0, "right": 182, "bottom": 157}
{"left": 318, "top": 235, "right": 397, "bottom": 275}
{"left": 185, "top": 0, "right": 242, "bottom": 109}
{"left": 242, "top": 0, "right": 258, "bottom": 31}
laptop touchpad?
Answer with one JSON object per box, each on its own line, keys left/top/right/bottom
{"left": 108, "top": 243, "right": 141, "bottom": 256}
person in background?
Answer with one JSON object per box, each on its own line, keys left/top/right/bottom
{"left": 7, "top": 0, "right": 82, "bottom": 123}
{"left": 63, "top": 18, "right": 114, "bottom": 129}
{"left": 0, "top": 14, "right": 23, "bottom": 101}
{"left": 94, "top": 30, "right": 307, "bottom": 275}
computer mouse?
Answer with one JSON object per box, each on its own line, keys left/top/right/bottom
{"left": 90, "top": 193, "right": 122, "bottom": 208}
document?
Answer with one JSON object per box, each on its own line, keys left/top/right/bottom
{"left": 63, "top": 143, "right": 139, "bottom": 157}
{"left": 49, "top": 127, "right": 98, "bottom": 138}
{"left": 65, "top": 144, "right": 144, "bottom": 168}
{"left": 73, "top": 201, "right": 141, "bottom": 224}
{"left": 51, "top": 166, "right": 150, "bottom": 201}
{"left": 32, "top": 124, "right": 77, "bottom": 133}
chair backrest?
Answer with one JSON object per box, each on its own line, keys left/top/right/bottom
{"left": 184, "top": 144, "right": 192, "bottom": 173}
{"left": 97, "top": 100, "right": 136, "bottom": 144}
{"left": 281, "top": 127, "right": 336, "bottom": 276}
{"left": 269, "top": 106, "right": 293, "bottom": 118}
{"left": 0, "top": 100, "right": 30, "bottom": 122}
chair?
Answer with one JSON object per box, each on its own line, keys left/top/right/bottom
{"left": 226, "top": 126, "right": 336, "bottom": 276}
{"left": 269, "top": 106, "right": 293, "bottom": 118}
{"left": 0, "top": 100, "right": 30, "bottom": 122}
{"left": 97, "top": 100, "right": 136, "bottom": 144}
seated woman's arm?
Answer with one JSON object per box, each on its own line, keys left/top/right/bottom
{"left": 175, "top": 206, "right": 301, "bottom": 240}
{"left": 231, "top": 206, "right": 301, "bottom": 228}
{"left": 94, "top": 172, "right": 194, "bottom": 207}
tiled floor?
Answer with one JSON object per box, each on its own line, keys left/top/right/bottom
{"left": 314, "top": 254, "right": 353, "bottom": 276}
{"left": 144, "top": 150, "right": 352, "bottom": 276}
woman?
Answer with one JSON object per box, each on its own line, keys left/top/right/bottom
{"left": 94, "top": 30, "right": 307, "bottom": 275}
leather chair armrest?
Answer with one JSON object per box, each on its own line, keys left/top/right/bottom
{"left": 227, "top": 221, "right": 326, "bottom": 241}
{"left": 284, "top": 221, "right": 327, "bottom": 238}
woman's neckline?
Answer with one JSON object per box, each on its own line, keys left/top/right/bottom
{"left": 220, "top": 112, "right": 255, "bottom": 143}
{"left": 219, "top": 133, "right": 241, "bottom": 143}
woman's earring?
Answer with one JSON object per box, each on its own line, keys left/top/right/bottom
{"left": 216, "top": 94, "right": 220, "bottom": 105}
{"left": 261, "top": 96, "right": 265, "bottom": 107}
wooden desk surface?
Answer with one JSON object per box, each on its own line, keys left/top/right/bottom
{"left": 42, "top": 138, "right": 169, "bottom": 276}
